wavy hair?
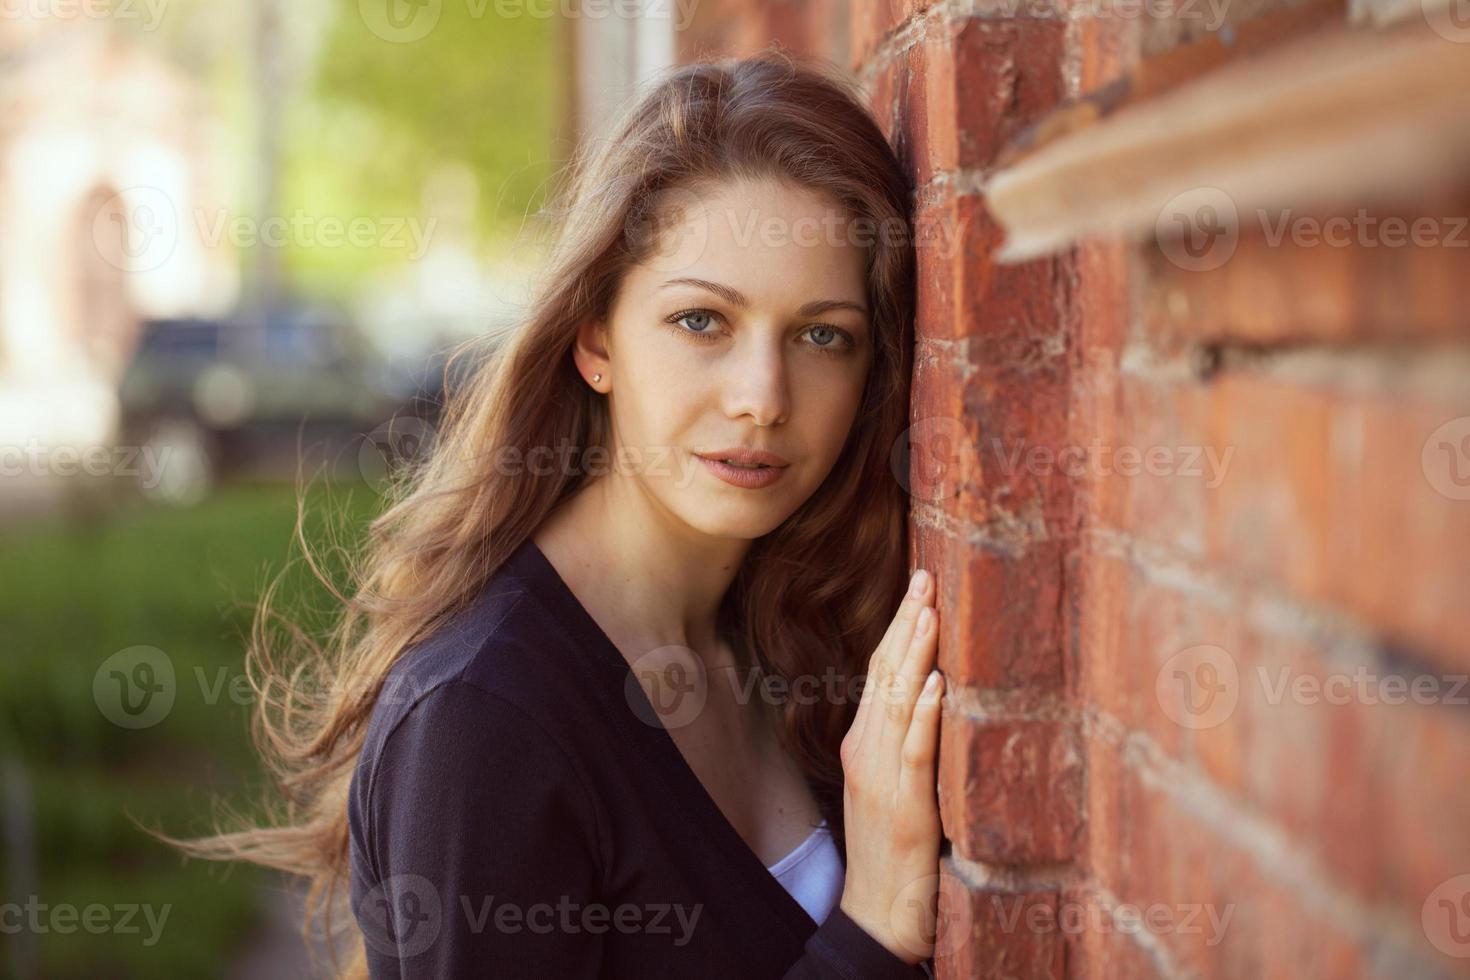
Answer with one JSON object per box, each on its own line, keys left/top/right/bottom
{"left": 172, "top": 48, "right": 917, "bottom": 979}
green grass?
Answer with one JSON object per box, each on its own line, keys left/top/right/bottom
{"left": 0, "top": 478, "right": 387, "bottom": 978}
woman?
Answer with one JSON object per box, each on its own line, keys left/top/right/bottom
{"left": 180, "top": 50, "right": 946, "bottom": 978}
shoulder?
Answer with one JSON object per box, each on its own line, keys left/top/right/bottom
{"left": 358, "top": 565, "right": 588, "bottom": 754}
{"left": 349, "top": 561, "right": 608, "bottom": 820}
{"left": 355, "top": 577, "right": 589, "bottom": 782}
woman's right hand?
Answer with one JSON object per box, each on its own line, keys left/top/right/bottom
{"left": 837, "top": 566, "right": 945, "bottom": 965}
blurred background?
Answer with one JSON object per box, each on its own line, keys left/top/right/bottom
{"left": 0, "top": 0, "right": 662, "bottom": 976}
{"left": 5, "top": 0, "right": 1470, "bottom": 977}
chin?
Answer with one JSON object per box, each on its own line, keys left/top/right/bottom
{"left": 678, "top": 499, "right": 794, "bottom": 542}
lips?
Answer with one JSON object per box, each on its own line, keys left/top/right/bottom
{"left": 694, "top": 448, "right": 790, "bottom": 469}
{"left": 696, "top": 454, "right": 788, "bottom": 489}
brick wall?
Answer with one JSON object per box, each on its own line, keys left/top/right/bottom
{"left": 675, "top": 3, "right": 1470, "bottom": 977}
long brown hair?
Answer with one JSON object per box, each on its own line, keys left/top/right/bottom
{"left": 174, "top": 48, "right": 916, "bottom": 978}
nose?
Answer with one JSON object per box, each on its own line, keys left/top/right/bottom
{"left": 721, "top": 331, "right": 789, "bottom": 428}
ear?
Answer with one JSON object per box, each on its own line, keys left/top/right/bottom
{"left": 571, "top": 317, "right": 611, "bottom": 391}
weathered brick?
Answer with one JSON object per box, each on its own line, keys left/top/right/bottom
{"left": 939, "top": 863, "right": 1067, "bottom": 979}
{"left": 1142, "top": 191, "right": 1470, "bottom": 348}
{"left": 919, "top": 18, "right": 1069, "bottom": 178}
{"left": 941, "top": 717, "right": 1085, "bottom": 863}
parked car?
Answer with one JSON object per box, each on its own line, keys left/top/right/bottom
{"left": 116, "top": 301, "right": 416, "bottom": 504}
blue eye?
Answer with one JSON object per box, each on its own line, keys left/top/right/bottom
{"left": 664, "top": 308, "right": 857, "bottom": 356}
{"left": 676, "top": 311, "right": 715, "bottom": 334}
{"left": 804, "top": 324, "right": 856, "bottom": 355}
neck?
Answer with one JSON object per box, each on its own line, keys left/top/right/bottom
{"left": 532, "top": 472, "right": 752, "bottom": 672}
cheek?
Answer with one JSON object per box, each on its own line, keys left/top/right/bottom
{"left": 795, "top": 365, "right": 868, "bottom": 457}
{"left": 617, "top": 344, "right": 704, "bottom": 434}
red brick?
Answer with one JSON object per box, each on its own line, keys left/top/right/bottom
{"left": 940, "top": 717, "right": 1084, "bottom": 864}
{"left": 915, "top": 189, "right": 1072, "bottom": 354}
{"left": 1142, "top": 191, "right": 1470, "bottom": 347}
{"left": 938, "top": 535, "right": 1070, "bottom": 691}
{"left": 939, "top": 864, "right": 1067, "bottom": 978}
{"left": 1099, "top": 370, "right": 1470, "bottom": 673}
{"left": 850, "top": 0, "right": 938, "bottom": 71}
{"left": 1078, "top": 547, "right": 1470, "bottom": 914}
{"left": 917, "top": 18, "right": 1069, "bottom": 179}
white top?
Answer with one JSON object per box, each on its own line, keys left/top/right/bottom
{"left": 765, "top": 819, "right": 845, "bottom": 925}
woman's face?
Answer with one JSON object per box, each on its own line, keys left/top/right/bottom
{"left": 581, "top": 175, "right": 874, "bottom": 541}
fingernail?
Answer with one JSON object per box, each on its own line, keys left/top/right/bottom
{"left": 909, "top": 568, "right": 929, "bottom": 598}
{"left": 923, "top": 670, "right": 941, "bottom": 694}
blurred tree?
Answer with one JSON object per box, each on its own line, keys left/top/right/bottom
{"left": 281, "top": 0, "right": 564, "bottom": 291}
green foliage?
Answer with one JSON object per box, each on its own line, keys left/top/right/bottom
{"left": 282, "top": 0, "right": 563, "bottom": 289}
{"left": 0, "top": 480, "right": 387, "bottom": 978}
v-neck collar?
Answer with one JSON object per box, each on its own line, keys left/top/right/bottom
{"left": 499, "top": 534, "right": 825, "bottom": 947}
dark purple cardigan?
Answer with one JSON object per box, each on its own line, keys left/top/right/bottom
{"left": 347, "top": 535, "right": 932, "bottom": 978}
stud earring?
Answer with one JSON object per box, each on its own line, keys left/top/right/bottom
{"left": 591, "top": 373, "right": 602, "bottom": 383}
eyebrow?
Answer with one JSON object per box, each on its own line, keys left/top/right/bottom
{"left": 661, "top": 277, "right": 868, "bottom": 319}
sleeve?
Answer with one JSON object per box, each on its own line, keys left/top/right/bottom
{"left": 782, "top": 906, "right": 934, "bottom": 980}
{"left": 356, "top": 681, "right": 605, "bottom": 978}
